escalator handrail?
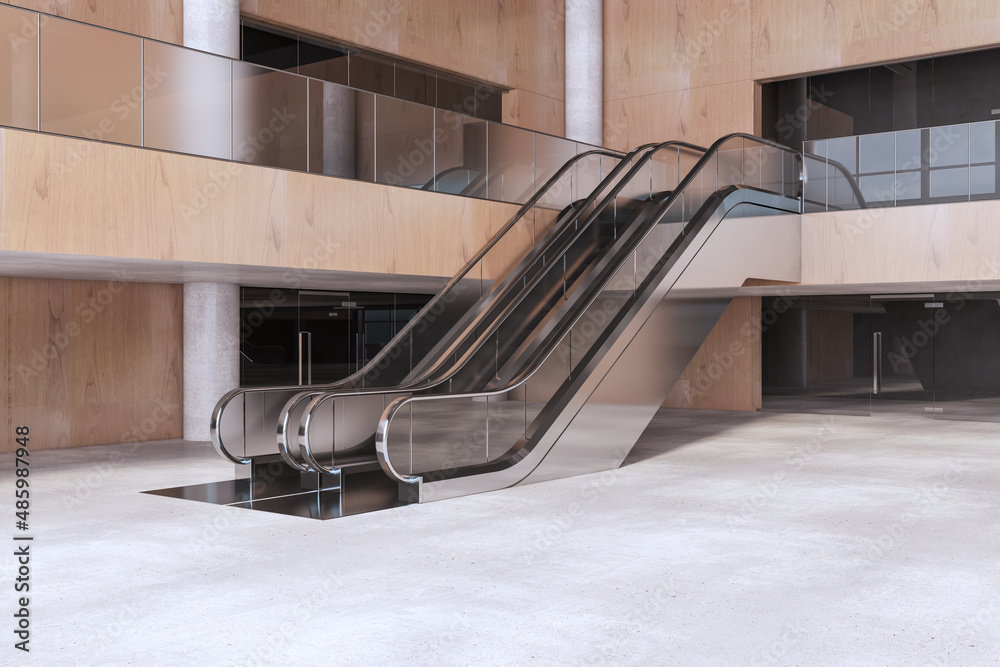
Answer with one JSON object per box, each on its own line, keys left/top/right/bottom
{"left": 211, "top": 145, "right": 627, "bottom": 465}
{"left": 291, "top": 141, "right": 712, "bottom": 474}
{"left": 373, "top": 135, "right": 810, "bottom": 483}
{"left": 291, "top": 139, "right": 712, "bottom": 473}
{"left": 801, "top": 151, "right": 868, "bottom": 210}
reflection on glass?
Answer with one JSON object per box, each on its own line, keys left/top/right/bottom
{"left": 475, "top": 84, "right": 502, "bottom": 122}
{"left": 434, "top": 108, "right": 487, "bottom": 196}
{"left": 487, "top": 391, "right": 527, "bottom": 462}
{"left": 40, "top": 17, "right": 142, "bottom": 145}
{"left": 349, "top": 52, "right": 393, "bottom": 96}
{"left": 298, "top": 39, "right": 349, "bottom": 85}
{"left": 241, "top": 24, "right": 297, "bottom": 71}
{"left": 930, "top": 166, "right": 969, "bottom": 199}
{"left": 143, "top": 40, "right": 231, "bottom": 159}
{"left": 411, "top": 398, "right": 487, "bottom": 473}
{"left": 0, "top": 5, "right": 38, "bottom": 130}
{"left": 437, "top": 76, "right": 476, "bottom": 116}
{"left": 971, "top": 165, "right": 996, "bottom": 197}
{"left": 895, "top": 171, "right": 922, "bottom": 200}
{"left": 232, "top": 62, "right": 308, "bottom": 170}
{"left": 929, "top": 125, "right": 969, "bottom": 167}
{"left": 534, "top": 133, "right": 577, "bottom": 209}
{"left": 859, "top": 132, "right": 895, "bottom": 173}
{"left": 488, "top": 122, "right": 534, "bottom": 204}
{"left": 970, "top": 121, "right": 996, "bottom": 165}
{"left": 395, "top": 62, "right": 434, "bottom": 105}
{"left": 895, "top": 129, "right": 921, "bottom": 171}
{"left": 859, "top": 174, "right": 896, "bottom": 205}
{"left": 826, "top": 136, "right": 858, "bottom": 174}
{"left": 375, "top": 96, "right": 435, "bottom": 187}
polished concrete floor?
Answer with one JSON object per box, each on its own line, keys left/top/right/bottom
{"left": 2, "top": 408, "right": 999, "bottom": 665}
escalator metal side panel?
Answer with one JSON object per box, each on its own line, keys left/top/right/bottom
{"left": 523, "top": 211, "right": 800, "bottom": 484}
{"left": 419, "top": 195, "right": 800, "bottom": 501}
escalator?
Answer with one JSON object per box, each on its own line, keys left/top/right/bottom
{"left": 211, "top": 135, "right": 854, "bottom": 508}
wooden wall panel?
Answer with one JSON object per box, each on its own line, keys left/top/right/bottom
{"left": 513, "top": 0, "right": 564, "bottom": 102}
{"left": 663, "top": 296, "right": 762, "bottom": 412}
{"left": 5, "top": 278, "right": 182, "bottom": 452}
{"left": 243, "top": 1, "right": 566, "bottom": 136}
{"left": 7, "top": 279, "right": 72, "bottom": 451}
{"left": 1, "top": 128, "right": 522, "bottom": 280}
{"left": 0, "top": 278, "right": 9, "bottom": 453}
{"left": 503, "top": 89, "right": 565, "bottom": 137}
{"left": 801, "top": 205, "right": 948, "bottom": 284}
{"left": 10, "top": 0, "right": 182, "bottom": 44}
{"left": 245, "top": 0, "right": 514, "bottom": 88}
{"left": 944, "top": 201, "right": 1000, "bottom": 282}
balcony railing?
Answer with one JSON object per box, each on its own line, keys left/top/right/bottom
{"left": 804, "top": 120, "right": 1000, "bottom": 211}
{"left": 0, "top": 4, "right": 606, "bottom": 209}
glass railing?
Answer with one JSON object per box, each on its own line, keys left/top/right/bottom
{"left": 0, "top": 4, "right": 599, "bottom": 209}
{"left": 804, "top": 120, "right": 1000, "bottom": 211}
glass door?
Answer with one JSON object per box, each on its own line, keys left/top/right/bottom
{"left": 869, "top": 296, "right": 937, "bottom": 417}
{"left": 931, "top": 293, "right": 1000, "bottom": 421}
{"left": 297, "top": 291, "right": 352, "bottom": 384}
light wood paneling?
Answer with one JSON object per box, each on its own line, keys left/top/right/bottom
{"left": 11, "top": 0, "right": 182, "bottom": 44}
{"left": 283, "top": 169, "right": 522, "bottom": 278}
{"left": 8, "top": 279, "right": 71, "bottom": 451}
{"left": 801, "top": 205, "right": 948, "bottom": 284}
{"left": 5, "top": 278, "right": 182, "bottom": 452}
{"left": 502, "top": 89, "right": 565, "bottom": 137}
{"left": 944, "top": 200, "right": 1000, "bottom": 282}
{"left": 2, "top": 131, "right": 286, "bottom": 266}
{"left": 750, "top": 0, "right": 843, "bottom": 82}
{"left": 0, "top": 278, "right": 9, "bottom": 452}
{"left": 1, "top": 128, "right": 523, "bottom": 279}
{"left": 603, "top": 81, "right": 752, "bottom": 152}
{"left": 687, "top": 0, "right": 753, "bottom": 90}
{"left": 663, "top": 295, "right": 762, "bottom": 411}
{"left": 513, "top": 0, "right": 564, "bottom": 101}
{"left": 246, "top": 0, "right": 513, "bottom": 88}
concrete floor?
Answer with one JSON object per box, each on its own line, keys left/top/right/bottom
{"left": 2, "top": 408, "right": 999, "bottom": 666}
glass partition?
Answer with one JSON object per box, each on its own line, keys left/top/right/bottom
{"left": 232, "top": 61, "right": 308, "bottom": 170}
{"left": 1, "top": 5, "right": 603, "bottom": 209}
{"left": 804, "top": 119, "right": 1000, "bottom": 210}
{"left": 488, "top": 122, "right": 535, "bottom": 204}
{"left": 39, "top": 16, "right": 142, "bottom": 145}
{"left": 375, "top": 96, "right": 436, "bottom": 187}
{"left": 0, "top": 5, "right": 38, "bottom": 131}
{"left": 143, "top": 40, "right": 232, "bottom": 160}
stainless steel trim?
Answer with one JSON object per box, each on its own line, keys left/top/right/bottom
{"left": 298, "top": 331, "right": 312, "bottom": 386}
{"left": 873, "top": 331, "right": 883, "bottom": 395}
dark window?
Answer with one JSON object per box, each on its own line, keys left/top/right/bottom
{"left": 298, "top": 39, "right": 349, "bottom": 86}
{"left": 241, "top": 25, "right": 297, "bottom": 72}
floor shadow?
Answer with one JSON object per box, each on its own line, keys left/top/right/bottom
{"left": 621, "top": 408, "right": 766, "bottom": 466}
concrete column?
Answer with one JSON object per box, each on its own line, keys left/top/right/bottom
{"left": 323, "top": 85, "right": 357, "bottom": 178}
{"left": 183, "top": 0, "right": 241, "bottom": 58}
{"left": 565, "top": 0, "right": 603, "bottom": 146}
{"left": 183, "top": 283, "right": 240, "bottom": 441}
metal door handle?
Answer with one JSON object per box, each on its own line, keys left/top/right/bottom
{"left": 872, "top": 332, "right": 882, "bottom": 395}
{"left": 298, "top": 331, "right": 312, "bottom": 385}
